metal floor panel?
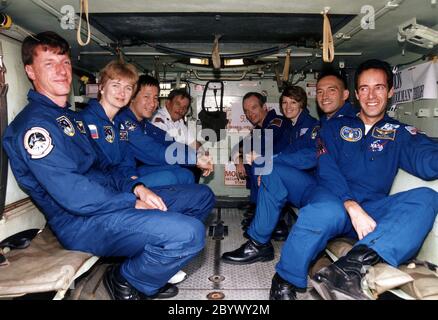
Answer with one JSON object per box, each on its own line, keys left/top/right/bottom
{"left": 168, "top": 208, "right": 320, "bottom": 300}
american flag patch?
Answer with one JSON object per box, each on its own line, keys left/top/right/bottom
{"left": 317, "top": 138, "right": 327, "bottom": 157}
{"left": 300, "top": 128, "right": 309, "bottom": 136}
{"left": 88, "top": 124, "right": 99, "bottom": 139}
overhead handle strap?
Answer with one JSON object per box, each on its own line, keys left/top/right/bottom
{"left": 77, "top": 0, "right": 91, "bottom": 46}
{"left": 322, "top": 8, "right": 335, "bottom": 63}
{"left": 115, "top": 47, "right": 125, "bottom": 64}
{"left": 282, "top": 49, "right": 291, "bottom": 83}
{"left": 212, "top": 34, "right": 222, "bottom": 70}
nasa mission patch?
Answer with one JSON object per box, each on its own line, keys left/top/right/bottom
{"left": 340, "top": 126, "right": 362, "bottom": 142}
{"left": 56, "top": 116, "right": 75, "bottom": 137}
{"left": 104, "top": 126, "right": 115, "bottom": 143}
{"left": 23, "top": 127, "right": 54, "bottom": 159}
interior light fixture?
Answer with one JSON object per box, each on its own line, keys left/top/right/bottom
{"left": 190, "top": 58, "right": 209, "bottom": 65}
{"left": 224, "top": 58, "right": 244, "bottom": 66}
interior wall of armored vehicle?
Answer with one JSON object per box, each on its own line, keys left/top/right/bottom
{"left": 1, "top": 34, "right": 31, "bottom": 206}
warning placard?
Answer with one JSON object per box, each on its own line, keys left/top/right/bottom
{"left": 224, "top": 163, "right": 246, "bottom": 186}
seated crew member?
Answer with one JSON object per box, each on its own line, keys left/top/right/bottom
{"left": 240, "top": 86, "right": 320, "bottom": 238}
{"left": 81, "top": 60, "right": 189, "bottom": 187}
{"left": 117, "top": 77, "right": 213, "bottom": 180}
{"left": 231, "top": 92, "right": 291, "bottom": 214}
{"left": 151, "top": 88, "right": 207, "bottom": 183}
{"left": 222, "top": 71, "right": 358, "bottom": 265}
{"left": 270, "top": 59, "right": 438, "bottom": 300}
{"left": 3, "top": 31, "right": 216, "bottom": 300}
{"left": 222, "top": 86, "right": 318, "bottom": 263}
{"left": 272, "top": 69, "right": 357, "bottom": 170}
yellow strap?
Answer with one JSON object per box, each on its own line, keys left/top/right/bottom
{"left": 212, "top": 35, "right": 221, "bottom": 69}
{"left": 77, "top": 0, "right": 91, "bottom": 46}
{"left": 0, "top": 13, "right": 12, "bottom": 29}
{"left": 282, "top": 49, "right": 291, "bottom": 82}
{"left": 322, "top": 12, "right": 335, "bottom": 63}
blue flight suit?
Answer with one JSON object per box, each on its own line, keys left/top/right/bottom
{"left": 80, "top": 99, "right": 180, "bottom": 188}
{"left": 320, "top": 101, "right": 358, "bottom": 125}
{"left": 236, "top": 109, "right": 291, "bottom": 204}
{"left": 248, "top": 109, "right": 319, "bottom": 243}
{"left": 143, "top": 119, "right": 204, "bottom": 183}
{"left": 144, "top": 120, "right": 172, "bottom": 146}
{"left": 116, "top": 107, "right": 196, "bottom": 184}
{"left": 3, "top": 90, "right": 216, "bottom": 296}
{"left": 249, "top": 103, "right": 355, "bottom": 244}
{"left": 276, "top": 113, "right": 438, "bottom": 289}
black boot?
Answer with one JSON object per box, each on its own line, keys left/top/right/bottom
{"left": 271, "top": 219, "right": 289, "bottom": 241}
{"left": 311, "top": 245, "right": 382, "bottom": 300}
{"left": 241, "top": 216, "right": 254, "bottom": 231}
{"left": 269, "top": 273, "right": 306, "bottom": 300}
{"left": 104, "top": 265, "right": 179, "bottom": 300}
{"left": 243, "top": 203, "right": 256, "bottom": 218}
{"left": 221, "top": 238, "right": 274, "bottom": 264}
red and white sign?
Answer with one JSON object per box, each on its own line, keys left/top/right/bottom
{"left": 306, "top": 82, "right": 317, "bottom": 98}
{"left": 224, "top": 163, "right": 246, "bottom": 186}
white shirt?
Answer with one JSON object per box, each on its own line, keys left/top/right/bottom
{"left": 364, "top": 124, "right": 373, "bottom": 135}
{"left": 151, "top": 106, "right": 196, "bottom": 147}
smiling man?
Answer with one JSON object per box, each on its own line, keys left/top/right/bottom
{"left": 117, "top": 76, "right": 213, "bottom": 184}
{"left": 151, "top": 88, "right": 214, "bottom": 182}
{"left": 269, "top": 59, "right": 438, "bottom": 300}
{"left": 152, "top": 88, "right": 197, "bottom": 149}
{"left": 315, "top": 69, "right": 358, "bottom": 123}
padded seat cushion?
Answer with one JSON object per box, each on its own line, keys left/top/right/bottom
{"left": 0, "top": 228, "right": 94, "bottom": 297}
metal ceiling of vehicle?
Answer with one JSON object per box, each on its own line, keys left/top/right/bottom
{"left": 89, "top": 12, "right": 354, "bottom": 44}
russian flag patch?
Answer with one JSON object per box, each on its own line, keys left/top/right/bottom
{"left": 88, "top": 124, "right": 99, "bottom": 139}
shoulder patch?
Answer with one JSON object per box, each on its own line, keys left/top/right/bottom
{"left": 87, "top": 124, "right": 99, "bottom": 139}
{"left": 316, "top": 138, "right": 327, "bottom": 157}
{"left": 56, "top": 116, "right": 75, "bottom": 137}
{"left": 269, "top": 118, "right": 282, "bottom": 127}
{"left": 340, "top": 126, "right": 362, "bottom": 142}
{"left": 120, "top": 130, "right": 128, "bottom": 141}
{"left": 380, "top": 123, "right": 400, "bottom": 131}
{"left": 24, "top": 127, "right": 54, "bottom": 159}
{"left": 124, "top": 120, "right": 137, "bottom": 131}
{"left": 300, "top": 128, "right": 309, "bottom": 137}
{"left": 371, "top": 127, "right": 396, "bottom": 140}
{"left": 154, "top": 117, "right": 164, "bottom": 124}
{"left": 405, "top": 125, "right": 419, "bottom": 135}
{"left": 311, "top": 126, "right": 320, "bottom": 140}
{"left": 369, "top": 139, "right": 387, "bottom": 152}
{"left": 75, "top": 120, "right": 86, "bottom": 134}
{"left": 104, "top": 126, "right": 115, "bottom": 143}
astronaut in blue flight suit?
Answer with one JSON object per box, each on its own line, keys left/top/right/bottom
{"left": 222, "top": 85, "right": 318, "bottom": 263}
{"left": 3, "top": 31, "right": 215, "bottom": 300}
{"left": 222, "top": 73, "right": 357, "bottom": 265}
{"left": 232, "top": 92, "right": 291, "bottom": 209}
{"left": 117, "top": 75, "right": 214, "bottom": 182}
{"left": 270, "top": 59, "right": 438, "bottom": 300}
{"left": 80, "top": 60, "right": 189, "bottom": 188}
{"left": 252, "top": 71, "right": 357, "bottom": 239}
{"left": 269, "top": 70, "right": 358, "bottom": 191}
